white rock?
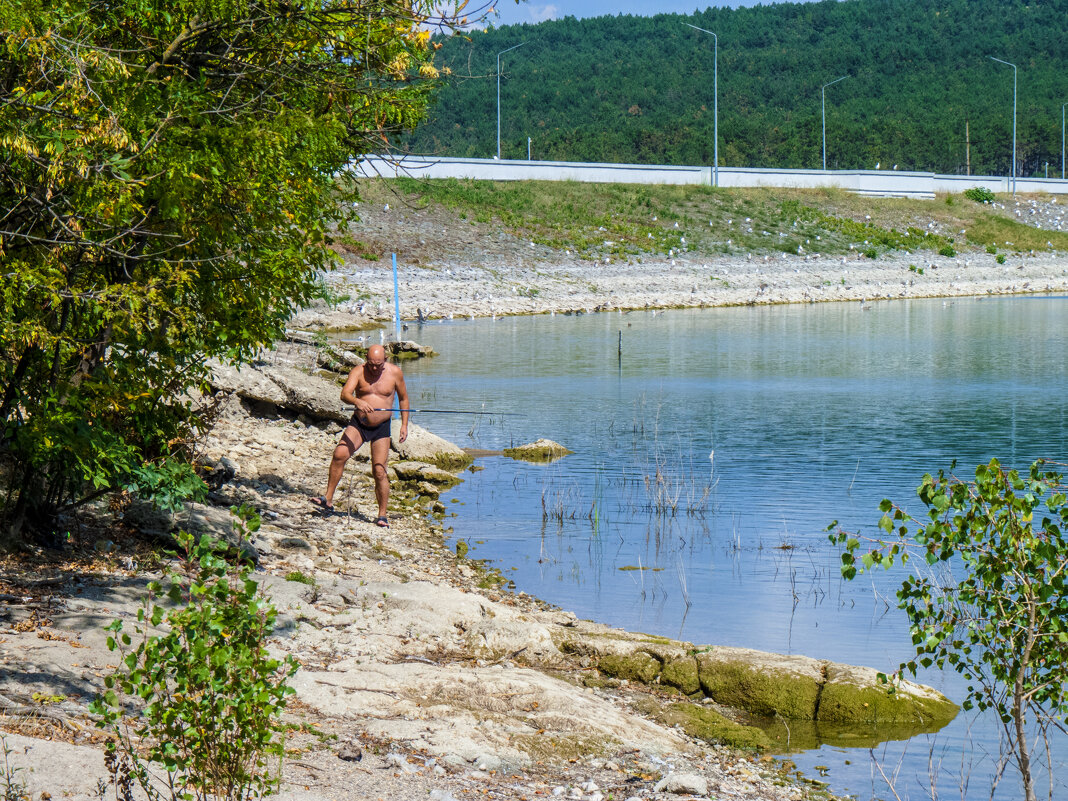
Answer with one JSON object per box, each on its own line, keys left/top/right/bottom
{"left": 654, "top": 772, "right": 709, "bottom": 796}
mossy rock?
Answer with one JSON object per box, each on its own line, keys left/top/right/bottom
{"left": 661, "top": 655, "right": 700, "bottom": 695}
{"left": 697, "top": 652, "right": 821, "bottom": 720}
{"left": 598, "top": 651, "right": 662, "bottom": 684}
{"left": 817, "top": 665, "right": 959, "bottom": 725}
{"left": 502, "top": 439, "right": 574, "bottom": 463}
{"left": 431, "top": 453, "right": 475, "bottom": 471}
{"left": 659, "top": 703, "right": 771, "bottom": 752}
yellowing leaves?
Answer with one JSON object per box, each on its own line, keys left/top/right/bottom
{"left": 1, "top": 133, "right": 40, "bottom": 157}
{"left": 418, "top": 64, "right": 439, "bottom": 79}
{"left": 388, "top": 52, "right": 412, "bottom": 75}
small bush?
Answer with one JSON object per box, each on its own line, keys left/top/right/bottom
{"left": 996, "top": 254, "right": 1007, "bottom": 264}
{"left": 863, "top": 247, "right": 878, "bottom": 259}
{"left": 986, "top": 244, "right": 998, "bottom": 254}
{"left": 91, "top": 507, "right": 297, "bottom": 801}
{"left": 938, "top": 245, "right": 956, "bottom": 257}
{"left": 285, "top": 571, "right": 316, "bottom": 586}
{"left": 964, "top": 186, "right": 996, "bottom": 203}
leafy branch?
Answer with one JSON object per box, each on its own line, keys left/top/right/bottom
{"left": 829, "top": 458, "right": 1068, "bottom": 801}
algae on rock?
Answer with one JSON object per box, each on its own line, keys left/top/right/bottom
{"left": 817, "top": 664, "right": 959, "bottom": 724}
{"left": 659, "top": 703, "right": 771, "bottom": 752}
{"left": 598, "top": 651, "right": 662, "bottom": 684}
{"left": 696, "top": 651, "right": 822, "bottom": 720}
{"left": 661, "top": 655, "right": 701, "bottom": 696}
{"left": 502, "top": 439, "right": 573, "bottom": 463}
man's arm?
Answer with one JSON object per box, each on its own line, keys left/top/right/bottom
{"left": 394, "top": 368, "right": 409, "bottom": 443}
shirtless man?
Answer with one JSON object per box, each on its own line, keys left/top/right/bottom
{"left": 311, "top": 344, "right": 408, "bottom": 526}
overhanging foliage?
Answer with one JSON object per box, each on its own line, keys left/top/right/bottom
{"left": 0, "top": 0, "right": 472, "bottom": 541}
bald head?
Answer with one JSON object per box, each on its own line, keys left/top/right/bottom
{"left": 367, "top": 344, "right": 386, "bottom": 362}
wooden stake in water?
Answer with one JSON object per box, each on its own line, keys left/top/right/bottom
{"left": 392, "top": 252, "right": 400, "bottom": 341}
{"left": 618, "top": 329, "right": 623, "bottom": 368}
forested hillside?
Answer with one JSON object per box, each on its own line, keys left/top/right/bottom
{"left": 404, "top": 0, "right": 1068, "bottom": 176}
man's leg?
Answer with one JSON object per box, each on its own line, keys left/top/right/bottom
{"left": 369, "top": 436, "right": 392, "bottom": 519}
{"left": 324, "top": 427, "right": 363, "bottom": 506}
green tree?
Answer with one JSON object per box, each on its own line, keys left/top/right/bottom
{"left": 830, "top": 459, "right": 1068, "bottom": 801}
{"left": 410, "top": 0, "right": 1068, "bottom": 173}
{"left": 0, "top": 0, "right": 471, "bottom": 543}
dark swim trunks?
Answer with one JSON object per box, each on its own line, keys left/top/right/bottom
{"left": 349, "top": 414, "right": 391, "bottom": 443}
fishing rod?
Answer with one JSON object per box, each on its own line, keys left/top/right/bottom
{"left": 369, "top": 407, "right": 523, "bottom": 416}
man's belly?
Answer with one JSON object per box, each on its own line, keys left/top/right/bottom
{"left": 355, "top": 392, "right": 393, "bottom": 426}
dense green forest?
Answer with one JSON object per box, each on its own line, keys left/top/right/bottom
{"left": 404, "top": 0, "right": 1068, "bottom": 176}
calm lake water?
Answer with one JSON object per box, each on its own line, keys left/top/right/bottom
{"left": 395, "top": 295, "right": 1068, "bottom": 801}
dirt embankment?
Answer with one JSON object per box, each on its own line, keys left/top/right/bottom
{"left": 292, "top": 188, "right": 1068, "bottom": 329}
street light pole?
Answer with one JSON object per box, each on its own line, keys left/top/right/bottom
{"left": 821, "top": 76, "right": 847, "bottom": 172}
{"left": 497, "top": 42, "right": 527, "bottom": 160}
{"left": 684, "top": 23, "right": 718, "bottom": 187}
{"left": 989, "top": 56, "right": 1017, "bottom": 194}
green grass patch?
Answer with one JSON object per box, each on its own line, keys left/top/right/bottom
{"left": 353, "top": 178, "right": 1067, "bottom": 259}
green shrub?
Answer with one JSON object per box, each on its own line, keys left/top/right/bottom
{"left": 90, "top": 507, "right": 297, "bottom": 801}
{"left": 996, "top": 254, "right": 1007, "bottom": 264}
{"left": 964, "top": 186, "right": 996, "bottom": 203}
{"left": 938, "top": 245, "right": 956, "bottom": 257}
{"left": 986, "top": 244, "right": 998, "bottom": 254}
{"left": 831, "top": 459, "right": 1068, "bottom": 801}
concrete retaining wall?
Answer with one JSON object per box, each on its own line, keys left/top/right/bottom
{"left": 354, "top": 155, "right": 1068, "bottom": 197}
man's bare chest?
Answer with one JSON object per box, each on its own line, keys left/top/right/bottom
{"left": 357, "top": 374, "right": 394, "bottom": 396}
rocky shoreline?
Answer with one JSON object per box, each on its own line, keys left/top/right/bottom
{"left": 291, "top": 191, "right": 1068, "bottom": 328}
{"left": 1, "top": 357, "right": 955, "bottom": 801}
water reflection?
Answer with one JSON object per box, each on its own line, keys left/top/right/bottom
{"left": 399, "top": 295, "right": 1068, "bottom": 800}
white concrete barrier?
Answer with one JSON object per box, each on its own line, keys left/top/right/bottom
{"left": 352, "top": 155, "right": 1067, "bottom": 197}
{"left": 356, "top": 155, "right": 711, "bottom": 185}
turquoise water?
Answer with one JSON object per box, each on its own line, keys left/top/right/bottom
{"left": 397, "top": 295, "right": 1068, "bottom": 800}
